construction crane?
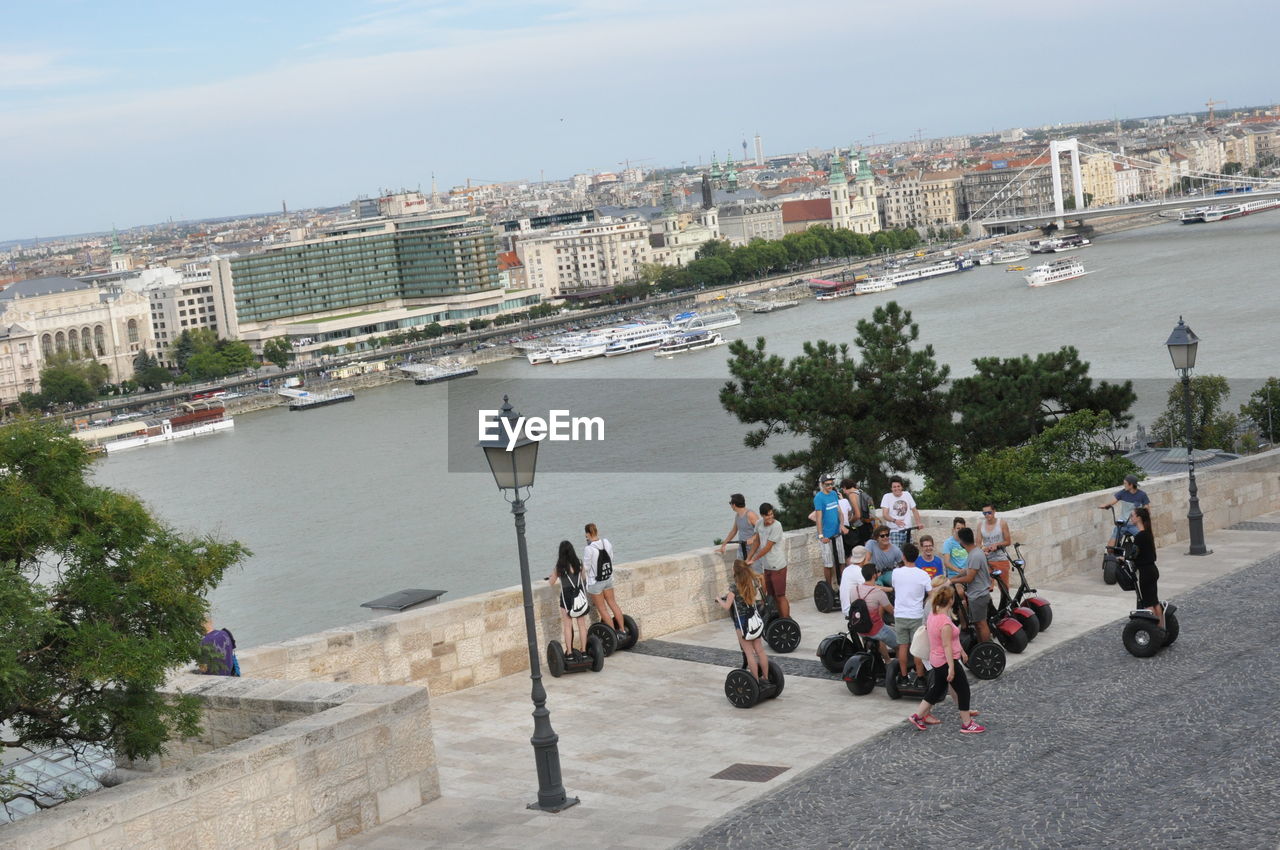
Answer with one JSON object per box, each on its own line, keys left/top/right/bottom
{"left": 617, "top": 157, "right": 654, "bottom": 170}
{"left": 1205, "top": 98, "right": 1226, "bottom": 125}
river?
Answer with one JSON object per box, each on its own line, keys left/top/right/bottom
{"left": 93, "top": 213, "right": 1280, "bottom": 646}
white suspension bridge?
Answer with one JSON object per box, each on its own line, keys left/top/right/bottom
{"left": 969, "top": 137, "right": 1280, "bottom": 232}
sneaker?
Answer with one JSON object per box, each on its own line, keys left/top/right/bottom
{"left": 960, "top": 721, "right": 986, "bottom": 734}
{"left": 909, "top": 714, "right": 928, "bottom": 731}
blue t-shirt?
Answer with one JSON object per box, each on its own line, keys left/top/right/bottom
{"left": 1115, "top": 488, "right": 1149, "bottom": 521}
{"left": 916, "top": 555, "right": 943, "bottom": 579}
{"left": 941, "top": 536, "right": 967, "bottom": 578}
{"left": 813, "top": 489, "right": 842, "bottom": 538}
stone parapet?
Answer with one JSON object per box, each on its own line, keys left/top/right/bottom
{"left": 0, "top": 677, "right": 438, "bottom": 850}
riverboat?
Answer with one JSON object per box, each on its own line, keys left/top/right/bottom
{"left": 1179, "top": 207, "right": 1208, "bottom": 224}
{"left": 602, "top": 322, "right": 677, "bottom": 356}
{"left": 751, "top": 299, "right": 799, "bottom": 313}
{"left": 547, "top": 335, "right": 609, "bottom": 364}
{"left": 672, "top": 309, "right": 741, "bottom": 331}
{"left": 855, "top": 278, "right": 897, "bottom": 295}
{"left": 1198, "top": 199, "right": 1280, "bottom": 222}
{"left": 654, "top": 329, "right": 725, "bottom": 356}
{"left": 992, "top": 247, "right": 1031, "bottom": 264}
{"left": 810, "top": 278, "right": 858, "bottom": 300}
{"left": 1024, "top": 258, "right": 1090, "bottom": 287}
{"left": 1031, "top": 235, "right": 1091, "bottom": 253}
{"left": 280, "top": 387, "right": 356, "bottom": 410}
{"left": 96, "top": 401, "right": 235, "bottom": 453}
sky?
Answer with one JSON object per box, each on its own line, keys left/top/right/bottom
{"left": 3, "top": 0, "right": 1279, "bottom": 241}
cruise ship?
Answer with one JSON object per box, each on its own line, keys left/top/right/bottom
{"left": 991, "top": 247, "right": 1031, "bottom": 264}
{"left": 1031, "top": 235, "right": 1090, "bottom": 253}
{"left": 547, "top": 335, "right": 609, "bottom": 364}
{"left": 810, "top": 278, "right": 859, "bottom": 300}
{"left": 654, "top": 329, "right": 725, "bottom": 356}
{"left": 672, "top": 309, "right": 741, "bottom": 331}
{"left": 1025, "top": 258, "right": 1090, "bottom": 287}
{"left": 1198, "top": 198, "right": 1280, "bottom": 222}
{"left": 602, "top": 322, "right": 677, "bottom": 356}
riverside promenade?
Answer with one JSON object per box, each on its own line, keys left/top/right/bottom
{"left": 341, "top": 512, "right": 1280, "bottom": 849}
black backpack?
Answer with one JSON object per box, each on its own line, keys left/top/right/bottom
{"left": 594, "top": 541, "right": 613, "bottom": 581}
{"left": 848, "top": 586, "right": 874, "bottom": 634}
{"left": 857, "top": 490, "right": 875, "bottom": 526}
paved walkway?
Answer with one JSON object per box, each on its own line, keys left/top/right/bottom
{"left": 342, "top": 516, "right": 1280, "bottom": 849}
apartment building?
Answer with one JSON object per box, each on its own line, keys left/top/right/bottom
{"left": 518, "top": 218, "right": 652, "bottom": 296}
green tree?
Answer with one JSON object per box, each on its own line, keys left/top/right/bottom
{"left": 36, "top": 354, "right": 107, "bottom": 407}
{"left": 261, "top": 338, "right": 294, "bottom": 370}
{"left": 1152, "top": 374, "right": 1237, "bottom": 450}
{"left": 922, "top": 410, "right": 1141, "bottom": 509}
{"left": 1221, "top": 161, "right": 1243, "bottom": 176}
{"left": 1241, "top": 377, "right": 1280, "bottom": 443}
{"left": 686, "top": 256, "right": 733, "bottom": 286}
{"left": 720, "top": 301, "right": 952, "bottom": 525}
{"left": 134, "top": 366, "right": 171, "bottom": 392}
{"left": 0, "top": 420, "right": 247, "bottom": 811}
{"left": 423, "top": 323, "right": 445, "bottom": 339}
{"left": 170, "top": 329, "right": 219, "bottom": 373}
{"left": 319, "top": 345, "right": 338, "bottom": 358}
{"left": 949, "top": 347, "right": 1136, "bottom": 456}
{"left": 184, "top": 350, "right": 228, "bottom": 381}
{"left": 694, "top": 239, "right": 733, "bottom": 261}
{"left": 468, "top": 318, "right": 490, "bottom": 331}
{"left": 215, "top": 340, "right": 256, "bottom": 373}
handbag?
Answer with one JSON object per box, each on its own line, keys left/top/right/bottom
{"left": 743, "top": 605, "right": 765, "bottom": 641}
{"left": 910, "top": 622, "right": 931, "bottom": 660}
{"left": 565, "top": 571, "right": 589, "bottom": 618}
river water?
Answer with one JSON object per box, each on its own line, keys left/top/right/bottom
{"left": 93, "top": 214, "right": 1280, "bottom": 646}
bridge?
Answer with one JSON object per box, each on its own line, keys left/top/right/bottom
{"left": 969, "top": 137, "right": 1280, "bottom": 232}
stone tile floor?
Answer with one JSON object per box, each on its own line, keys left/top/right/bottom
{"left": 342, "top": 515, "right": 1280, "bottom": 849}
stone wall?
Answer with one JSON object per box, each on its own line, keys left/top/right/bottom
{"left": 236, "top": 449, "right": 1280, "bottom": 697}
{"left": 0, "top": 677, "right": 438, "bottom": 850}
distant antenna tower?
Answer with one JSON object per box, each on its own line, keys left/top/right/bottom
{"left": 282, "top": 200, "right": 288, "bottom": 216}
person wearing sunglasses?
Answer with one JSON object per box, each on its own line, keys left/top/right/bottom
{"left": 978, "top": 503, "right": 1011, "bottom": 595}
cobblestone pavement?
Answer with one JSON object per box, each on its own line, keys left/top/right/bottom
{"left": 631, "top": 639, "right": 841, "bottom": 680}
{"left": 682, "top": 552, "right": 1280, "bottom": 849}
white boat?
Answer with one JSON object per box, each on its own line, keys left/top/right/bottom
{"left": 601, "top": 322, "right": 676, "bottom": 356}
{"left": 548, "top": 336, "right": 608, "bottom": 364}
{"left": 855, "top": 278, "right": 898, "bottom": 295}
{"left": 654, "top": 329, "right": 725, "bottom": 356}
{"left": 992, "top": 248, "right": 1031, "bottom": 264}
{"left": 1032, "top": 235, "right": 1090, "bottom": 253}
{"left": 1025, "top": 258, "right": 1091, "bottom": 287}
{"left": 1179, "top": 207, "right": 1208, "bottom": 224}
{"left": 102, "top": 402, "right": 234, "bottom": 452}
{"left": 751, "top": 299, "right": 799, "bottom": 313}
{"left": 672, "top": 309, "right": 741, "bottom": 331}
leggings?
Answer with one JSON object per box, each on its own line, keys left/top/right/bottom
{"left": 923, "top": 663, "right": 971, "bottom": 711}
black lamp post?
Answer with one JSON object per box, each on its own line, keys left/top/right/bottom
{"left": 478, "top": 396, "right": 578, "bottom": 813}
{"left": 1165, "top": 317, "right": 1211, "bottom": 556}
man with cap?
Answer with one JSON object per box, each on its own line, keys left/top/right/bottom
{"left": 1099, "top": 473, "right": 1149, "bottom": 548}
{"left": 812, "top": 473, "right": 848, "bottom": 591}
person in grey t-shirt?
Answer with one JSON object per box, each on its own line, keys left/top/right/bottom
{"left": 868, "top": 527, "right": 904, "bottom": 581}
{"left": 943, "top": 527, "right": 993, "bottom": 643}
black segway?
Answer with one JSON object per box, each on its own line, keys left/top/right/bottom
{"left": 760, "top": 591, "right": 801, "bottom": 653}
{"left": 1006, "top": 543, "right": 1052, "bottom": 630}
{"left": 546, "top": 635, "right": 605, "bottom": 677}
{"left": 955, "top": 595, "right": 1007, "bottom": 680}
{"left": 1101, "top": 505, "right": 1135, "bottom": 586}
{"left": 1111, "top": 558, "right": 1181, "bottom": 658}
{"left": 588, "top": 615, "right": 640, "bottom": 657}
{"left": 988, "top": 550, "right": 1041, "bottom": 643}
{"left": 813, "top": 537, "right": 844, "bottom": 613}
{"left": 724, "top": 659, "right": 785, "bottom": 708}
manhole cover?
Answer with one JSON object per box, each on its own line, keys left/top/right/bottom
{"left": 711, "top": 763, "right": 790, "bottom": 782}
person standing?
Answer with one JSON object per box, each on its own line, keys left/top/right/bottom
{"left": 747, "top": 503, "right": 789, "bottom": 619}
{"left": 197, "top": 618, "right": 240, "bottom": 676}
{"left": 717, "top": 559, "right": 770, "bottom": 682}
{"left": 812, "top": 474, "right": 848, "bottom": 589}
{"left": 978, "top": 503, "right": 1012, "bottom": 595}
{"left": 842, "top": 478, "right": 875, "bottom": 548}
{"left": 945, "top": 528, "right": 993, "bottom": 644}
{"left": 548, "top": 540, "right": 590, "bottom": 659}
{"left": 890, "top": 544, "right": 932, "bottom": 685}
{"left": 1099, "top": 473, "right": 1150, "bottom": 546}
{"left": 1132, "top": 507, "right": 1164, "bottom": 629}
{"left": 909, "top": 585, "right": 985, "bottom": 734}
{"left": 584, "top": 523, "right": 626, "bottom": 632}
{"left": 718, "top": 494, "right": 759, "bottom": 560}
{"left": 880, "top": 476, "right": 922, "bottom": 548}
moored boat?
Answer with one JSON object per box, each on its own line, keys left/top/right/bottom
{"left": 654, "top": 329, "right": 725, "bottom": 356}
{"left": 672, "top": 309, "right": 741, "bottom": 331}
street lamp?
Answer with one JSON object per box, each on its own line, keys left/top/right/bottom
{"left": 1165, "top": 317, "right": 1211, "bottom": 556}
{"left": 478, "top": 396, "right": 578, "bottom": 813}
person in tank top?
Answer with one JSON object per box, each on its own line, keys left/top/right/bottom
{"left": 978, "top": 502, "right": 1011, "bottom": 595}
{"left": 719, "top": 494, "right": 760, "bottom": 562}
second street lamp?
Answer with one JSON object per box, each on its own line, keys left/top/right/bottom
{"left": 1165, "top": 317, "right": 1211, "bottom": 556}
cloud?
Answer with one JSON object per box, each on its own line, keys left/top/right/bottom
{"left": 0, "top": 49, "right": 104, "bottom": 90}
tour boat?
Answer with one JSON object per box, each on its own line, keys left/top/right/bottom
{"left": 654, "top": 329, "right": 726, "bottom": 356}
{"left": 101, "top": 402, "right": 234, "bottom": 452}
{"left": 809, "top": 278, "right": 858, "bottom": 300}
{"left": 752, "top": 299, "right": 799, "bottom": 313}
{"left": 601, "top": 322, "right": 677, "bottom": 356}
{"left": 1031, "top": 235, "right": 1091, "bottom": 253}
{"left": 672, "top": 309, "right": 741, "bottom": 331}
{"left": 855, "top": 278, "right": 898, "bottom": 295}
{"left": 992, "top": 248, "right": 1031, "bottom": 264}
{"left": 1179, "top": 207, "right": 1208, "bottom": 224}
{"left": 1024, "top": 258, "right": 1090, "bottom": 287}
{"left": 547, "top": 336, "right": 609, "bottom": 364}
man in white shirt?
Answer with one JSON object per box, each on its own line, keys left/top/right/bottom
{"left": 880, "top": 475, "right": 922, "bottom": 548}
{"left": 890, "top": 542, "right": 932, "bottom": 684}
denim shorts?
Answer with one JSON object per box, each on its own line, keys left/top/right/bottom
{"left": 871, "top": 624, "right": 899, "bottom": 649}
{"left": 587, "top": 578, "right": 614, "bottom": 594}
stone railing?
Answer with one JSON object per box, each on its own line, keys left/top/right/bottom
{"left": 235, "top": 449, "right": 1280, "bottom": 697}
{"left": 0, "top": 676, "right": 438, "bottom": 850}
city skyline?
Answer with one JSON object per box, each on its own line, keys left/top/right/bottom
{"left": 4, "top": 0, "right": 1279, "bottom": 240}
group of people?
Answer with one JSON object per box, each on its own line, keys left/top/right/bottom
{"left": 546, "top": 523, "right": 630, "bottom": 658}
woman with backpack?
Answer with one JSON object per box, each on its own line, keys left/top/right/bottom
{"left": 584, "top": 523, "right": 627, "bottom": 633}
{"left": 548, "top": 540, "right": 591, "bottom": 659}
{"left": 717, "top": 559, "right": 770, "bottom": 682}
{"left": 1132, "top": 507, "right": 1164, "bottom": 629}
{"left": 909, "top": 584, "right": 985, "bottom": 734}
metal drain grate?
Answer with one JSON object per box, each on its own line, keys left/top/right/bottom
{"left": 1229, "top": 521, "right": 1280, "bottom": 532}
{"left": 711, "top": 763, "right": 790, "bottom": 782}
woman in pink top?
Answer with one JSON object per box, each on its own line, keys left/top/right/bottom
{"left": 908, "top": 585, "right": 984, "bottom": 734}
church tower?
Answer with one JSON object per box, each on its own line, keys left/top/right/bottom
{"left": 851, "top": 151, "right": 880, "bottom": 234}
{"left": 828, "top": 152, "right": 851, "bottom": 231}
{"left": 725, "top": 153, "right": 739, "bottom": 193}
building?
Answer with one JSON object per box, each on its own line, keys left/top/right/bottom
{"left": 878, "top": 170, "right": 922, "bottom": 230}
{"left": 1080, "top": 153, "right": 1119, "bottom": 207}
{"left": 961, "top": 154, "right": 1055, "bottom": 220}
{"left": 846, "top": 151, "right": 880, "bottom": 234}
{"left": 0, "top": 323, "right": 38, "bottom": 407}
{"left": 648, "top": 182, "right": 720, "bottom": 267}
{"left": 0, "top": 276, "right": 154, "bottom": 394}
{"left": 518, "top": 218, "right": 652, "bottom": 297}
{"left": 919, "top": 170, "right": 964, "bottom": 227}
{"left": 222, "top": 207, "right": 526, "bottom": 358}
{"left": 717, "top": 200, "right": 784, "bottom": 246}
{"left": 136, "top": 264, "right": 235, "bottom": 369}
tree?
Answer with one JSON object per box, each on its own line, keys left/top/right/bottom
{"left": 922, "top": 410, "right": 1141, "bottom": 509}
{"left": 694, "top": 239, "right": 733, "bottom": 261}
{"left": 215, "top": 340, "right": 256, "bottom": 373}
{"left": 468, "top": 318, "right": 490, "bottom": 331}
{"left": 1241, "top": 377, "right": 1280, "bottom": 443}
{"left": 184, "top": 350, "right": 228, "bottom": 381}
{"left": 261, "top": 337, "right": 294, "bottom": 370}
{"left": 134, "top": 366, "right": 171, "bottom": 392}
{"left": 170, "top": 329, "right": 219, "bottom": 373}
{"left": 424, "top": 323, "right": 445, "bottom": 339}
{"left": 1152, "top": 374, "right": 1237, "bottom": 450}
{"left": 319, "top": 345, "right": 338, "bottom": 359}
{"left": 0, "top": 420, "right": 247, "bottom": 811}
{"left": 1221, "top": 161, "right": 1243, "bottom": 176}
{"left": 720, "top": 301, "right": 952, "bottom": 525}
{"left": 949, "top": 347, "right": 1136, "bottom": 456}
{"left": 36, "top": 354, "right": 109, "bottom": 408}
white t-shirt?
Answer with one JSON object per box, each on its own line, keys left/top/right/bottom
{"left": 583, "top": 538, "right": 615, "bottom": 584}
{"left": 890, "top": 565, "right": 932, "bottom": 619}
{"left": 837, "top": 497, "right": 852, "bottom": 529}
{"left": 880, "top": 491, "right": 918, "bottom": 530}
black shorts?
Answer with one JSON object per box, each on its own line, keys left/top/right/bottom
{"left": 1136, "top": 562, "right": 1160, "bottom": 608}
{"left": 841, "top": 529, "right": 859, "bottom": 556}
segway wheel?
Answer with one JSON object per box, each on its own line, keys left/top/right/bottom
{"left": 1102, "top": 558, "right": 1119, "bottom": 585}
{"left": 1031, "top": 600, "right": 1053, "bottom": 631}
{"left": 588, "top": 636, "right": 605, "bottom": 672}
{"left": 966, "top": 641, "right": 1006, "bottom": 680}
{"left": 813, "top": 581, "right": 835, "bottom": 613}
{"left": 884, "top": 666, "right": 902, "bottom": 700}
{"left": 994, "top": 619, "right": 1029, "bottom": 654}
{"left": 725, "top": 669, "right": 760, "bottom": 708}
{"left": 844, "top": 655, "right": 876, "bottom": 696}
{"left": 588, "top": 622, "right": 618, "bottom": 657}
{"left": 620, "top": 615, "right": 640, "bottom": 649}
{"left": 819, "top": 635, "right": 856, "bottom": 674}
{"left": 1162, "top": 611, "right": 1179, "bottom": 647}
{"left": 1122, "top": 618, "right": 1166, "bottom": 658}
{"left": 1012, "top": 608, "right": 1040, "bottom": 641}
{"left": 764, "top": 617, "right": 802, "bottom": 654}
{"left": 764, "top": 659, "right": 785, "bottom": 698}
{"left": 547, "top": 642, "right": 566, "bottom": 678}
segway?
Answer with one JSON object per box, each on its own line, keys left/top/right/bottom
{"left": 588, "top": 615, "right": 640, "bottom": 657}
{"left": 813, "top": 537, "right": 844, "bottom": 613}
{"left": 1101, "top": 505, "right": 1135, "bottom": 586}
{"left": 988, "top": 550, "right": 1041, "bottom": 643}
{"left": 837, "top": 635, "right": 892, "bottom": 696}
{"left": 759, "top": 591, "right": 802, "bottom": 654}
{"left": 1111, "top": 558, "right": 1181, "bottom": 658}
{"left": 1006, "top": 543, "right": 1052, "bottom": 631}
{"left": 546, "top": 635, "right": 605, "bottom": 677}
{"left": 724, "top": 659, "right": 785, "bottom": 708}
{"left": 955, "top": 596, "right": 1007, "bottom": 680}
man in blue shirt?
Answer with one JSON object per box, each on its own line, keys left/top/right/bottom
{"left": 812, "top": 473, "right": 848, "bottom": 589}
{"left": 1099, "top": 473, "right": 1149, "bottom": 546}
